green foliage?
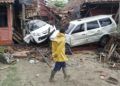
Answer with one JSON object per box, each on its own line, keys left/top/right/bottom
{"left": 47, "top": 0, "right": 69, "bottom": 8}
{"left": 54, "top": 1, "right": 65, "bottom": 8}
{"left": 0, "top": 46, "right": 5, "bottom": 53}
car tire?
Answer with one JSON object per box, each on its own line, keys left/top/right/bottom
{"left": 99, "top": 36, "right": 110, "bottom": 47}
{"left": 65, "top": 43, "right": 72, "bottom": 55}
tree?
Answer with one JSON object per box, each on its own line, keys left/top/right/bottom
{"left": 54, "top": 1, "right": 65, "bottom": 8}
{"left": 47, "top": 0, "right": 68, "bottom": 8}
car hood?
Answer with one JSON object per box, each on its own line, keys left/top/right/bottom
{"left": 30, "top": 24, "right": 52, "bottom": 35}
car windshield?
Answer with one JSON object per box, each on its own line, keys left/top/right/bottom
{"left": 65, "top": 23, "right": 75, "bottom": 34}
{"left": 28, "top": 20, "right": 47, "bottom": 31}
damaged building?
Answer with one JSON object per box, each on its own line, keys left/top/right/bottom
{"left": 63, "top": 0, "right": 120, "bottom": 21}
{"left": 0, "top": 0, "right": 61, "bottom": 45}
{"left": 0, "top": 0, "right": 120, "bottom": 45}
{"left": 0, "top": 0, "right": 14, "bottom": 45}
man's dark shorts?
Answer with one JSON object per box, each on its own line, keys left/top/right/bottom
{"left": 53, "top": 62, "right": 66, "bottom": 71}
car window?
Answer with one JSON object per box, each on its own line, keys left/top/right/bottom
{"left": 28, "top": 20, "right": 47, "bottom": 31}
{"left": 87, "top": 21, "right": 99, "bottom": 30}
{"left": 72, "top": 24, "right": 84, "bottom": 34}
{"left": 99, "top": 18, "right": 112, "bottom": 27}
{"left": 65, "top": 23, "right": 75, "bottom": 34}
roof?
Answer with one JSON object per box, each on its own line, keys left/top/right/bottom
{"left": 85, "top": 0, "right": 120, "bottom": 2}
{"left": 64, "top": 0, "right": 120, "bottom": 10}
{"left": 70, "top": 15, "right": 112, "bottom": 25}
{"left": 0, "top": 0, "right": 14, "bottom": 3}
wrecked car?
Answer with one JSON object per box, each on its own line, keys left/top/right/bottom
{"left": 65, "top": 15, "right": 117, "bottom": 47}
{"left": 24, "top": 20, "right": 56, "bottom": 44}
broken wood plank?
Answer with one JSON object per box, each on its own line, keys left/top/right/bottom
{"left": 107, "top": 44, "right": 117, "bottom": 60}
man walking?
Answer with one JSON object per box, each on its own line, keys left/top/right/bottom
{"left": 49, "top": 29, "right": 70, "bottom": 82}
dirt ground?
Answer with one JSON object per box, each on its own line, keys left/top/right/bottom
{"left": 0, "top": 50, "right": 120, "bottom": 86}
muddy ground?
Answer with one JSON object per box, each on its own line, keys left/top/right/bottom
{"left": 0, "top": 49, "right": 120, "bottom": 86}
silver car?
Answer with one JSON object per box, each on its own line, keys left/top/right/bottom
{"left": 65, "top": 15, "right": 117, "bottom": 47}
{"left": 24, "top": 20, "right": 56, "bottom": 44}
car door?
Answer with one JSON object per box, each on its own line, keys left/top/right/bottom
{"left": 86, "top": 20, "right": 102, "bottom": 43}
{"left": 70, "top": 24, "right": 87, "bottom": 46}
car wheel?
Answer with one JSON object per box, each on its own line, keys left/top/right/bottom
{"left": 99, "top": 36, "right": 110, "bottom": 47}
{"left": 65, "top": 43, "right": 72, "bottom": 55}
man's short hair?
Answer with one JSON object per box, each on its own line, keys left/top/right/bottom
{"left": 60, "top": 29, "right": 65, "bottom": 33}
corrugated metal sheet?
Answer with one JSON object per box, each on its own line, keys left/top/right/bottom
{"left": 0, "top": 0, "right": 14, "bottom": 3}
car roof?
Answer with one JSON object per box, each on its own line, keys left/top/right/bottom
{"left": 70, "top": 15, "right": 112, "bottom": 25}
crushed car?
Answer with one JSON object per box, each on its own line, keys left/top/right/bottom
{"left": 24, "top": 20, "right": 56, "bottom": 44}
{"left": 65, "top": 15, "right": 117, "bottom": 47}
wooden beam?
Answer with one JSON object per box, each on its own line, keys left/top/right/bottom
{"left": 22, "top": 4, "right": 25, "bottom": 37}
{"left": 119, "top": 2, "right": 120, "bottom": 26}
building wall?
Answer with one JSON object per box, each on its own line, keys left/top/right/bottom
{"left": 0, "top": 4, "right": 13, "bottom": 45}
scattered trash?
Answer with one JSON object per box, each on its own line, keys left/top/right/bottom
{"left": 100, "top": 71, "right": 109, "bottom": 80}
{"left": 36, "top": 74, "right": 40, "bottom": 77}
{"left": 106, "top": 77, "right": 119, "bottom": 85}
{"left": 29, "top": 59, "right": 35, "bottom": 64}
{"left": 100, "top": 75, "right": 106, "bottom": 80}
{"left": 29, "top": 59, "right": 39, "bottom": 64}
{"left": 16, "top": 59, "right": 20, "bottom": 62}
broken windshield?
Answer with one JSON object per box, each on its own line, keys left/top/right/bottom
{"left": 28, "top": 20, "right": 47, "bottom": 32}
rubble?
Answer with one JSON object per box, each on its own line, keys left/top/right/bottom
{"left": 99, "top": 33, "right": 120, "bottom": 69}
{"left": 0, "top": 47, "right": 16, "bottom": 64}
{"left": 12, "top": 51, "right": 29, "bottom": 58}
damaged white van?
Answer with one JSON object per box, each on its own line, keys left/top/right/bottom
{"left": 24, "top": 20, "right": 56, "bottom": 44}
{"left": 65, "top": 15, "right": 117, "bottom": 47}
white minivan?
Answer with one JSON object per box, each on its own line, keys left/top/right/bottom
{"left": 65, "top": 15, "right": 117, "bottom": 47}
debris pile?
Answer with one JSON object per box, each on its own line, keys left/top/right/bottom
{"left": 99, "top": 33, "right": 120, "bottom": 69}
{"left": 0, "top": 45, "right": 52, "bottom": 65}
{"left": 0, "top": 46, "right": 16, "bottom": 64}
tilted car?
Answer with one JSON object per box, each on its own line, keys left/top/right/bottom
{"left": 24, "top": 20, "right": 56, "bottom": 44}
{"left": 65, "top": 15, "right": 117, "bottom": 47}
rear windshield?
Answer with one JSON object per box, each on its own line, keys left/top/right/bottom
{"left": 65, "top": 23, "right": 75, "bottom": 34}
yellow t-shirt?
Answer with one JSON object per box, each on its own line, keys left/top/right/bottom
{"left": 52, "top": 33, "right": 68, "bottom": 62}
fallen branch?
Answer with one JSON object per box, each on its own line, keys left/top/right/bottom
{"left": 37, "top": 49, "right": 52, "bottom": 68}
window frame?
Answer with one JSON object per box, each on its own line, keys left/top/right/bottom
{"left": 72, "top": 24, "right": 85, "bottom": 34}
{"left": 99, "top": 17, "right": 112, "bottom": 27}
{"left": 86, "top": 20, "right": 100, "bottom": 30}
